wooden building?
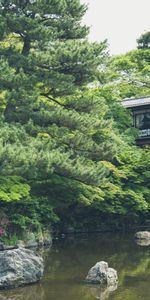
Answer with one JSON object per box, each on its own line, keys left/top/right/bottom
{"left": 122, "top": 96, "right": 150, "bottom": 145}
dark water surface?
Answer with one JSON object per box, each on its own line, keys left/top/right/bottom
{"left": 1, "top": 233, "right": 150, "bottom": 300}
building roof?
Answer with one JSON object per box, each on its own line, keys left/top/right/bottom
{"left": 122, "top": 96, "right": 150, "bottom": 108}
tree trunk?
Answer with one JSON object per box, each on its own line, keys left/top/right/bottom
{"left": 22, "top": 36, "right": 30, "bottom": 56}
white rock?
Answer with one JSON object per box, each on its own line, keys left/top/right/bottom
{"left": 135, "top": 231, "right": 150, "bottom": 240}
{"left": 85, "top": 261, "right": 118, "bottom": 286}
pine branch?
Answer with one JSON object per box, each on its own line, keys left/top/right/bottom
{"left": 54, "top": 171, "right": 99, "bottom": 187}
{"left": 40, "top": 93, "right": 71, "bottom": 109}
{"left": 42, "top": 131, "right": 103, "bottom": 160}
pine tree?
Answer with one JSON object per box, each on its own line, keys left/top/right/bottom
{"left": 0, "top": 0, "right": 107, "bottom": 121}
{"left": 1, "top": 2, "right": 149, "bottom": 233}
{"left": 0, "top": 0, "right": 115, "bottom": 186}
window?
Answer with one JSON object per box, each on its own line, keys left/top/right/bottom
{"left": 135, "top": 113, "right": 150, "bottom": 130}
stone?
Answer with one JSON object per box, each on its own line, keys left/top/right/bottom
{"left": 38, "top": 239, "right": 44, "bottom": 247}
{"left": 36, "top": 233, "right": 44, "bottom": 247}
{"left": 0, "top": 243, "right": 5, "bottom": 251}
{"left": 43, "top": 238, "right": 52, "bottom": 246}
{"left": 135, "top": 231, "right": 150, "bottom": 240}
{"left": 3, "top": 245, "right": 16, "bottom": 251}
{"left": 85, "top": 261, "right": 118, "bottom": 286}
{"left": 136, "top": 239, "right": 150, "bottom": 246}
{"left": 26, "top": 240, "right": 38, "bottom": 248}
{"left": 43, "top": 231, "right": 52, "bottom": 246}
{"left": 36, "top": 232, "right": 44, "bottom": 247}
{"left": 17, "top": 240, "right": 26, "bottom": 248}
{"left": 25, "top": 232, "right": 38, "bottom": 248}
{"left": 0, "top": 248, "right": 44, "bottom": 289}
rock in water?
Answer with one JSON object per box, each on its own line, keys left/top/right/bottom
{"left": 0, "top": 248, "right": 44, "bottom": 289}
{"left": 135, "top": 231, "right": 150, "bottom": 240}
{"left": 136, "top": 239, "right": 150, "bottom": 246}
{"left": 85, "top": 261, "right": 118, "bottom": 286}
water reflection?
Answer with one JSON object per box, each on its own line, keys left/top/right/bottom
{"left": 0, "top": 284, "right": 44, "bottom": 300}
{"left": 89, "top": 284, "right": 117, "bottom": 300}
{"left": 0, "top": 233, "right": 150, "bottom": 300}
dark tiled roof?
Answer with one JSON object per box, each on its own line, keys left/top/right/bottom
{"left": 122, "top": 96, "right": 150, "bottom": 108}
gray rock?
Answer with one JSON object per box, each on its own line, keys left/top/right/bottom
{"left": 38, "top": 239, "right": 44, "bottom": 247}
{"left": 136, "top": 239, "right": 150, "bottom": 246}
{"left": 17, "top": 240, "right": 26, "bottom": 248}
{"left": 25, "top": 232, "right": 38, "bottom": 248}
{"left": 43, "top": 238, "right": 52, "bottom": 246}
{"left": 43, "top": 232, "right": 52, "bottom": 246}
{"left": 36, "top": 232, "right": 44, "bottom": 247}
{"left": 0, "top": 248, "right": 44, "bottom": 289}
{"left": 0, "top": 243, "right": 5, "bottom": 251}
{"left": 85, "top": 261, "right": 118, "bottom": 286}
{"left": 26, "top": 240, "right": 38, "bottom": 248}
{"left": 135, "top": 231, "right": 150, "bottom": 240}
{"left": 3, "top": 245, "right": 16, "bottom": 251}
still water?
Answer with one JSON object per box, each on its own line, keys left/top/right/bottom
{"left": 0, "top": 233, "right": 150, "bottom": 300}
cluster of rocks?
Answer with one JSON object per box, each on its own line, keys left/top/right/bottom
{"left": 17, "top": 231, "right": 52, "bottom": 249}
{"left": 1, "top": 230, "right": 149, "bottom": 291}
{"left": 0, "top": 231, "right": 52, "bottom": 251}
{"left": 0, "top": 231, "right": 52, "bottom": 290}
{"left": 84, "top": 231, "right": 150, "bottom": 291}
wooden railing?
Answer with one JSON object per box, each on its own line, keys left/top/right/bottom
{"left": 139, "top": 129, "right": 150, "bottom": 137}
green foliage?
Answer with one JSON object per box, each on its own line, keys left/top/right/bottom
{"left": 0, "top": 0, "right": 107, "bottom": 122}
{"left": 1, "top": 234, "right": 19, "bottom": 246}
{"left": 0, "top": 0, "right": 110, "bottom": 189}
{"left": 0, "top": 176, "right": 30, "bottom": 202}
{"left": 99, "top": 48, "right": 150, "bottom": 99}
{"left": 0, "top": 0, "right": 149, "bottom": 236}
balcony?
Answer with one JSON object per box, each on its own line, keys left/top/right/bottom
{"left": 122, "top": 96, "right": 150, "bottom": 145}
{"left": 139, "top": 129, "right": 150, "bottom": 137}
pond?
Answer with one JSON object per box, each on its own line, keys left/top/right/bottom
{"left": 0, "top": 233, "right": 150, "bottom": 300}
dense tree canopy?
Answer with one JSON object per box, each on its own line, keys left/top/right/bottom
{"left": 0, "top": 0, "right": 111, "bottom": 187}
{"left": 0, "top": 0, "right": 106, "bottom": 120}
{"left": 0, "top": 1, "right": 149, "bottom": 238}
